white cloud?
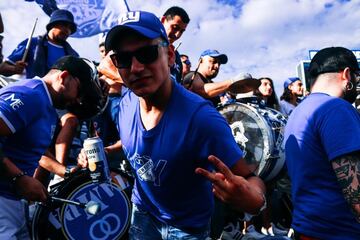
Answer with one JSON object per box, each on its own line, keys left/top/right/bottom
{"left": 1, "top": 0, "right": 360, "bottom": 95}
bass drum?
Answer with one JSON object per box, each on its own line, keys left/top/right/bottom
{"left": 31, "top": 170, "right": 132, "bottom": 240}
{"left": 218, "top": 103, "right": 287, "bottom": 182}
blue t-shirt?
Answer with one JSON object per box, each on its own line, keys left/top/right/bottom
{"left": 0, "top": 79, "right": 58, "bottom": 199}
{"left": 117, "top": 83, "right": 243, "bottom": 230}
{"left": 284, "top": 93, "right": 360, "bottom": 239}
{"left": 46, "top": 41, "right": 66, "bottom": 69}
{"left": 279, "top": 99, "right": 295, "bottom": 116}
{"left": 6, "top": 36, "right": 78, "bottom": 78}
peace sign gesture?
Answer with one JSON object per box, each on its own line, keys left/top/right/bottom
{"left": 195, "top": 155, "right": 266, "bottom": 214}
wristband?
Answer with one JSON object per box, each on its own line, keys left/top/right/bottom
{"left": 11, "top": 172, "right": 26, "bottom": 183}
{"left": 64, "top": 167, "right": 72, "bottom": 179}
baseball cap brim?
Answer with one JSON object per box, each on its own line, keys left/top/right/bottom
{"left": 204, "top": 53, "right": 228, "bottom": 64}
{"left": 105, "top": 25, "right": 163, "bottom": 51}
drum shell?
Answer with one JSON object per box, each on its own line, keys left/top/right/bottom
{"left": 31, "top": 170, "right": 131, "bottom": 240}
{"left": 218, "top": 103, "right": 287, "bottom": 182}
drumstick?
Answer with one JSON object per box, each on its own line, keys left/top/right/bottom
{"left": 50, "top": 196, "right": 101, "bottom": 215}
{"left": 175, "top": 42, "right": 182, "bottom": 51}
{"left": 22, "top": 18, "right": 38, "bottom": 62}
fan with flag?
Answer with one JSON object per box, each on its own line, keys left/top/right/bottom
{"left": 25, "top": 0, "right": 130, "bottom": 38}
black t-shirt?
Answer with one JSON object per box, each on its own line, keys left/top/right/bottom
{"left": 183, "top": 71, "right": 221, "bottom": 107}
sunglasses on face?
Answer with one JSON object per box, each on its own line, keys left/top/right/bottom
{"left": 110, "top": 42, "right": 168, "bottom": 69}
{"left": 182, "top": 59, "right": 191, "bottom": 66}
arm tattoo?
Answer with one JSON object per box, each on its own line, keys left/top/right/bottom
{"left": 332, "top": 152, "right": 360, "bottom": 222}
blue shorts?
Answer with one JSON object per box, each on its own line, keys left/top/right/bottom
{"left": 0, "top": 196, "right": 29, "bottom": 239}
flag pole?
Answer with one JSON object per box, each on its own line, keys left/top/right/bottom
{"left": 123, "top": 0, "right": 130, "bottom": 11}
{"left": 21, "top": 18, "right": 38, "bottom": 62}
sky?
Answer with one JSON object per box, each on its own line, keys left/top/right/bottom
{"left": 1, "top": 0, "right": 360, "bottom": 95}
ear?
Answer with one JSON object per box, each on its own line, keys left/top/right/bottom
{"left": 341, "top": 67, "right": 352, "bottom": 87}
{"left": 342, "top": 67, "right": 351, "bottom": 80}
{"left": 58, "top": 70, "right": 70, "bottom": 84}
{"left": 160, "top": 16, "right": 166, "bottom": 24}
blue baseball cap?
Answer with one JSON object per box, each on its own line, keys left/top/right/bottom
{"left": 200, "top": 49, "right": 228, "bottom": 64}
{"left": 105, "top": 11, "right": 169, "bottom": 51}
{"left": 284, "top": 77, "right": 300, "bottom": 89}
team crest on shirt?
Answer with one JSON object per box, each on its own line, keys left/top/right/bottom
{"left": 4, "top": 94, "right": 24, "bottom": 110}
{"left": 131, "top": 154, "right": 167, "bottom": 186}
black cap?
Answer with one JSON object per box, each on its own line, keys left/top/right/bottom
{"left": 309, "top": 47, "right": 359, "bottom": 78}
{"left": 51, "top": 56, "right": 108, "bottom": 120}
{"left": 51, "top": 55, "right": 94, "bottom": 88}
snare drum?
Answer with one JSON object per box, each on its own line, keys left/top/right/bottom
{"left": 31, "top": 170, "right": 131, "bottom": 240}
{"left": 218, "top": 102, "right": 287, "bottom": 182}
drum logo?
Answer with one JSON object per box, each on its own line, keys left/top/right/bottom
{"left": 230, "top": 121, "right": 248, "bottom": 157}
{"left": 90, "top": 213, "right": 121, "bottom": 240}
{"left": 63, "top": 182, "right": 130, "bottom": 240}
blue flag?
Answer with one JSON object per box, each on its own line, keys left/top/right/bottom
{"left": 25, "top": 0, "right": 130, "bottom": 38}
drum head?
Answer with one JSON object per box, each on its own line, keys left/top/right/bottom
{"left": 219, "top": 103, "right": 286, "bottom": 181}
{"left": 31, "top": 171, "right": 131, "bottom": 240}
{"left": 62, "top": 181, "right": 130, "bottom": 240}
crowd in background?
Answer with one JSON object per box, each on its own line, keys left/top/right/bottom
{"left": 0, "top": 4, "right": 359, "bottom": 240}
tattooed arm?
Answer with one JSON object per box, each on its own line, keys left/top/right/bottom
{"left": 332, "top": 151, "right": 360, "bottom": 222}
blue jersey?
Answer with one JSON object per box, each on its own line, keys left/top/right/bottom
{"left": 0, "top": 79, "right": 58, "bottom": 199}
{"left": 6, "top": 35, "right": 78, "bottom": 78}
{"left": 118, "top": 83, "right": 242, "bottom": 230}
{"left": 284, "top": 93, "right": 360, "bottom": 239}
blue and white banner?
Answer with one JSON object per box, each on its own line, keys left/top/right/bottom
{"left": 25, "top": 0, "right": 130, "bottom": 38}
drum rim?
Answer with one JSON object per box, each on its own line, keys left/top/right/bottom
{"left": 219, "top": 102, "right": 286, "bottom": 180}
{"left": 60, "top": 180, "right": 131, "bottom": 240}
{"left": 219, "top": 102, "right": 274, "bottom": 163}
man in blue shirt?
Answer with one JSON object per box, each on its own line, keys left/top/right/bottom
{"left": 0, "top": 9, "right": 78, "bottom": 78}
{"left": 284, "top": 47, "right": 360, "bottom": 239}
{"left": 80, "top": 10, "right": 266, "bottom": 239}
{"left": 0, "top": 56, "right": 99, "bottom": 239}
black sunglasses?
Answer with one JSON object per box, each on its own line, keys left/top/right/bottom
{"left": 110, "top": 42, "right": 168, "bottom": 69}
{"left": 182, "top": 59, "right": 191, "bottom": 66}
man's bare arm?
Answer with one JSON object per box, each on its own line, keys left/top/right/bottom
{"left": 0, "top": 61, "right": 27, "bottom": 76}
